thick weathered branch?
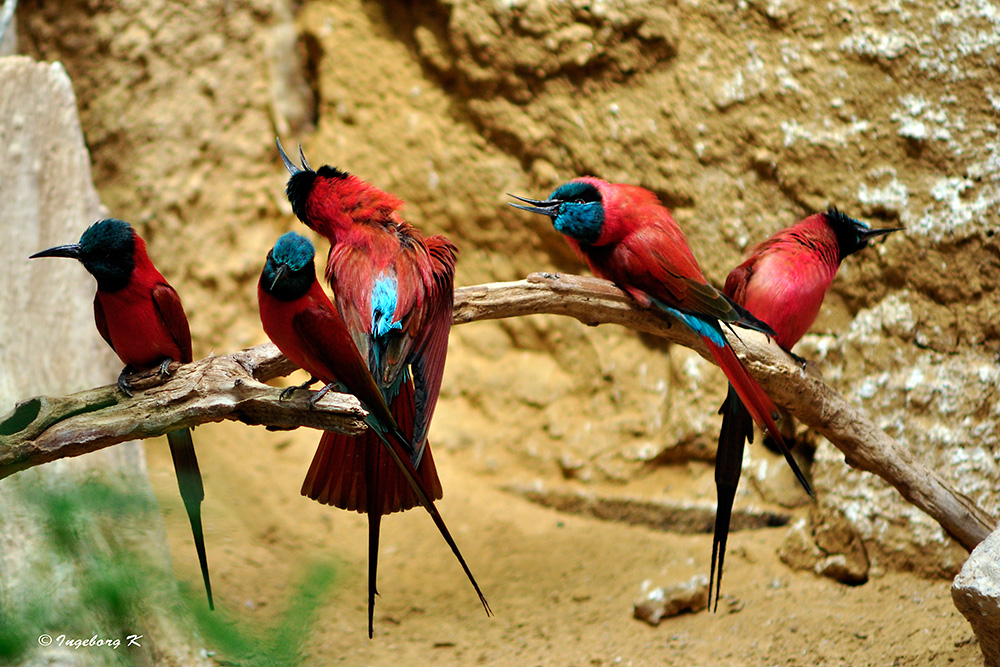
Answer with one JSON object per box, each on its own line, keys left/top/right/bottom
{"left": 1, "top": 272, "right": 994, "bottom": 551}
{"left": 0, "top": 345, "right": 366, "bottom": 481}
{"left": 454, "top": 273, "right": 996, "bottom": 551}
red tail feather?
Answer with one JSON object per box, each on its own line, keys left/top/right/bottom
{"left": 706, "top": 340, "right": 812, "bottom": 495}
{"left": 705, "top": 342, "right": 782, "bottom": 443}
{"left": 301, "top": 379, "right": 443, "bottom": 514}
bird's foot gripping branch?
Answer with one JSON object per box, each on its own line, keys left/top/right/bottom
{"left": 0, "top": 273, "right": 994, "bottom": 551}
{"left": 0, "top": 344, "right": 367, "bottom": 482}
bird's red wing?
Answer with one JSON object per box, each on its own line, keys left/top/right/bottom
{"left": 152, "top": 283, "right": 193, "bottom": 363}
{"left": 291, "top": 304, "right": 394, "bottom": 427}
{"left": 424, "top": 235, "right": 458, "bottom": 281}
{"left": 606, "top": 238, "right": 739, "bottom": 324}
{"left": 408, "top": 235, "right": 457, "bottom": 453}
{"left": 724, "top": 259, "right": 754, "bottom": 304}
{"left": 93, "top": 295, "right": 116, "bottom": 353}
{"left": 327, "top": 243, "right": 372, "bottom": 362}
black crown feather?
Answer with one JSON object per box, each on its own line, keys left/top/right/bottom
{"left": 285, "top": 166, "right": 349, "bottom": 223}
{"left": 823, "top": 207, "right": 862, "bottom": 232}
{"left": 285, "top": 171, "right": 317, "bottom": 224}
{"left": 823, "top": 206, "right": 869, "bottom": 259}
{"left": 317, "top": 165, "right": 349, "bottom": 180}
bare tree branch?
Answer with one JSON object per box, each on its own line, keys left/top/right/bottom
{"left": 1, "top": 272, "right": 994, "bottom": 550}
{"left": 454, "top": 273, "right": 996, "bottom": 551}
{"left": 0, "top": 345, "right": 366, "bottom": 481}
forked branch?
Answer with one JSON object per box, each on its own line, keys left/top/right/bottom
{"left": 0, "top": 272, "right": 993, "bottom": 550}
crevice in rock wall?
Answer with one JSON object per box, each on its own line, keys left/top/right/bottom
{"left": 371, "top": 0, "right": 678, "bottom": 174}
{"left": 380, "top": 0, "right": 678, "bottom": 102}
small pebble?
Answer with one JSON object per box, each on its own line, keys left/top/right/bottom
{"left": 633, "top": 575, "right": 709, "bottom": 626}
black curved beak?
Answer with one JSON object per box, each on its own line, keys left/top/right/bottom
{"left": 507, "top": 193, "right": 562, "bottom": 217}
{"left": 276, "top": 137, "right": 313, "bottom": 175}
{"left": 859, "top": 225, "right": 904, "bottom": 241}
{"left": 29, "top": 243, "right": 82, "bottom": 260}
{"left": 270, "top": 263, "right": 290, "bottom": 291}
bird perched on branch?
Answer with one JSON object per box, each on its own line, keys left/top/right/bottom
{"left": 273, "top": 141, "right": 489, "bottom": 636}
{"left": 30, "top": 218, "right": 214, "bottom": 609}
{"left": 509, "top": 178, "right": 807, "bottom": 483}
{"left": 510, "top": 177, "right": 814, "bottom": 595}
{"left": 710, "top": 208, "right": 902, "bottom": 610}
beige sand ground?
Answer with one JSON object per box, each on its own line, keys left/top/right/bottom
{"left": 146, "top": 420, "right": 978, "bottom": 666}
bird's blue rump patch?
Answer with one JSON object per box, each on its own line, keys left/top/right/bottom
{"left": 371, "top": 275, "right": 402, "bottom": 339}
{"left": 655, "top": 301, "right": 727, "bottom": 348}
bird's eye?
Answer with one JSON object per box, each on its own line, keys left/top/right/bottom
{"left": 576, "top": 199, "right": 586, "bottom": 204}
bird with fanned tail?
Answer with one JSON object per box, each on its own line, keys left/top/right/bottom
{"left": 271, "top": 141, "right": 489, "bottom": 637}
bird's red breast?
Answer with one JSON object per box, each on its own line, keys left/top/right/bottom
{"left": 258, "top": 278, "right": 351, "bottom": 388}
{"left": 95, "top": 237, "right": 191, "bottom": 369}
{"left": 725, "top": 213, "right": 841, "bottom": 350}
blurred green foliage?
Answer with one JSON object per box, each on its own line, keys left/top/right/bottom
{"left": 0, "top": 479, "right": 339, "bottom": 666}
{"left": 182, "top": 561, "right": 338, "bottom": 667}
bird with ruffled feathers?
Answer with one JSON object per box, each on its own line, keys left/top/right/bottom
{"left": 272, "top": 141, "right": 487, "bottom": 637}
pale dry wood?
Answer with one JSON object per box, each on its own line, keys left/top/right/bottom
{"left": 453, "top": 273, "right": 996, "bottom": 551}
{"left": 0, "top": 344, "right": 366, "bottom": 481}
{"left": 1, "top": 272, "right": 994, "bottom": 550}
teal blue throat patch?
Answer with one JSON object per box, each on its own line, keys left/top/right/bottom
{"left": 549, "top": 181, "right": 605, "bottom": 244}
{"left": 553, "top": 202, "right": 604, "bottom": 244}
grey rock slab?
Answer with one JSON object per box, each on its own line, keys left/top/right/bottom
{"left": 952, "top": 524, "right": 1000, "bottom": 667}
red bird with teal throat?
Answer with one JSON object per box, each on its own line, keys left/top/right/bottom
{"left": 509, "top": 177, "right": 814, "bottom": 592}
{"left": 711, "top": 208, "right": 901, "bottom": 610}
{"left": 273, "top": 141, "right": 489, "bottom": 636}
{"left": 30, "top": 218, "right": 215, "bottom": 610}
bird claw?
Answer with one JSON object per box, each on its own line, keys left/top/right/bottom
{"left": 117, "top": 368, "right": 135, "bottom": 398}
{"left": 787, "top": 351, "right": 809, "bottom": 370}
{"left": 158, "top": 358, "right": 174, "bottom": 378}
{"left": 308, "top": 382, "right": 337, "bottom": 408}
{"left": 279, "top": 376, "right": 319, "bottom": 401}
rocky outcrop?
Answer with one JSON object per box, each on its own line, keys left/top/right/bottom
{"left": 953, "top": 525, "right": 1000, "bottom": 666}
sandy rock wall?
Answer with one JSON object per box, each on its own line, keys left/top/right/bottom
{"left": 17, "top": 0, "right": 1000, "bottom": 577}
